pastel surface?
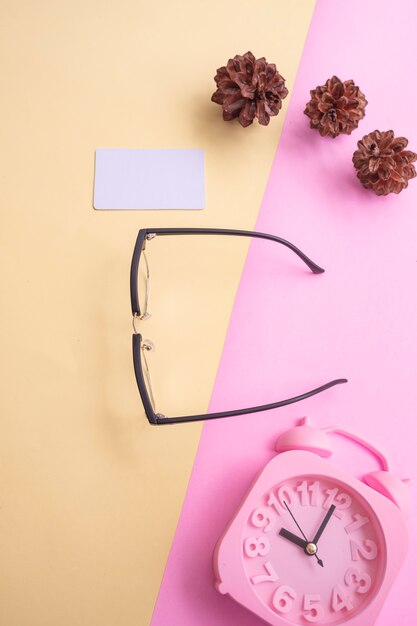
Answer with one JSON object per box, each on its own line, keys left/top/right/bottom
{"left": 151, "top": 1, "right": 417, "bottom": 624}
{"left": 0, "top": 1, "right": 315, "bottom": 625}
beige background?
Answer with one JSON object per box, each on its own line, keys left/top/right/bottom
{"left": 0, "top": 2, "right": 315, "bottom": 624}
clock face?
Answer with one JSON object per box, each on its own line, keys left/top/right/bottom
{"left": 242, "top": 475, "right": 386, "bottom": 624}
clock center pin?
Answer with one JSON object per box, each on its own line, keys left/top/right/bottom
{"left": 305, "top": 542, "right": 317, "bottom": 556}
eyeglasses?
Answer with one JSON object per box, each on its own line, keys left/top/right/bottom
{"left": 130, "top": 228, "right": 347, "bottom": 425}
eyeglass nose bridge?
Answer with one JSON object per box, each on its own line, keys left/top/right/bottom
{"left": 132, "top": 311, "right": 152, "bottom": 334}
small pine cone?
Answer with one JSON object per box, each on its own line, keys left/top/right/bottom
{"left": 353, "top": 130, "right": 417, "bottom": 196}
{"left": 211, "top": 51, "right": 288, "bottom": 127}
{"left": 304, "top": 76, "right": 367, "bottom": 138}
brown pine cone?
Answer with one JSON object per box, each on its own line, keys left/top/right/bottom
{"left": 304, "top": 76, "right": 367, "bottom": 138}
{"left": 211, "top": 51, "right": 288, "bottom": 127}
{"left": 353, "top": 130, "right": 417, "bottom": 195}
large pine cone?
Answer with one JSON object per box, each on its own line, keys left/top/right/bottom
{"left": 211, "top": 51, "right": 288, "bottom": 127}
{"left": 304, "top": 76, "right": 367, "bottom": 138}
{"left": 353, "top": 130, "right": 417, "bottom": 195}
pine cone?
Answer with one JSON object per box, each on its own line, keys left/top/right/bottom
{"left": 353, "top": 130, "right": 417, "bottom": 195}
{"left": 211, "top": 51, "right": 288, "bottom": 127}
{"left": 304, "top": 76, "right": 367, "bottom": 138}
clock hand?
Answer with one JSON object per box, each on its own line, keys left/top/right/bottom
{"left": 283, "top": 501, "right": 324, "bottom": 567}
{"left": 283, "top": 501, "right": 308, "bottom": 542}
{"left": 312, "top": 504, "right": 336, "bottom": 546}
{"left": 279, "top": 528, "right": 308, "bottom": 549}
{"left": 279, "top": 529, "right": 323, "bottom": 566}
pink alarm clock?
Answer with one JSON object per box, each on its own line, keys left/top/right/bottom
{"left": 213, "top": 418, "right": 410, "bottom": 625}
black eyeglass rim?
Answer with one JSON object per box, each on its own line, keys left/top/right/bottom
{"left": 130, "top": 227, "right": 347, "bottom": 425}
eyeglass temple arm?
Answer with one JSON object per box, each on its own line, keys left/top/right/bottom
{"left": 153, "top": 378, "right": 348, "bottom": 425}
{"left": 144, "top": 228, "right": 324, "bottom": 273}
{"left": 133, "top": 333, "right": 347, "bottom": 425}
{"left": 131, "top": 228, "right": 325, "bottom": 316}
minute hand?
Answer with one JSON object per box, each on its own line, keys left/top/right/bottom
{"left": 312, "top": 504, "right": 336, "bottom": 545}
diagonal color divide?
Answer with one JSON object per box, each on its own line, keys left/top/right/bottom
{"left": 151, "top": 1, "right": 417, "bottom": 625}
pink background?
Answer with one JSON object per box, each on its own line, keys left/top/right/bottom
{"left": 151, "top": 1, "right": 417, "bottom": 624}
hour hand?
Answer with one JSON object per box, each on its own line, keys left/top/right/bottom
{"left": 279, "top": 528, "right": 324, "bottom": 567}
{"left": 279, "top": 528, "right": 308, "bottom": 549}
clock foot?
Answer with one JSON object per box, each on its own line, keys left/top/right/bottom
{"left": 215, "top": 580, "right": 228, "bottom": 595}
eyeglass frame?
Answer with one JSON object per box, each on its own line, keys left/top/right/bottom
{"left": 130, "top": 227, "right": 347, "bottom": 425}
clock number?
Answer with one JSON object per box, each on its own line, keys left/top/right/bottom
{"left": 267, "top": 485, "right": 293, "bottom": 513}
{"left": 251, "top": 561, "right": 279, "bottom": 585}
{"left": 244, "top": 536, "right": 270, "bottom": 558}
{"left": 323, "top": 488, "right": 352, "bottom": 519}
{"left": 296, "top": 480, "right": 320, "bottom": 507}
{"left": 251, "top": 507, "right": 274, "bottom": 532}
{"left": 344, "top": 514, "right": 370, "bottom": 535}
{"left": 331, "top": 585, "right": 354, "bottom": 612}
{"left": 267, "top": 493, "right": 282, "bottom": 514}
{"left": 350, "top": 539, "right": 378, "bottom": 561}
{"left": 302, "top": 594, "right": 323, "bottom": 622}
{"left": 278, "top": 486, "right": 293, "bottom": 507}
{"left": 272, "top": 585, "right": 296, "bottom": 614}
{"left": 344, "top": 568, "right": 372, "bottom": 594}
